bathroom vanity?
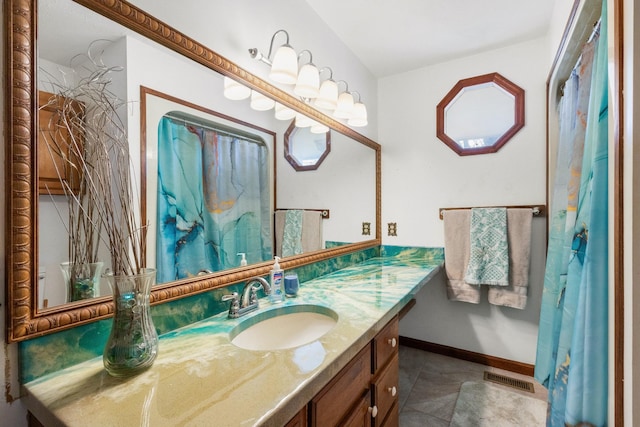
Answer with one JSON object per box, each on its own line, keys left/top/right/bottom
{"left": 23, "top": 255, "right": 442, "bottom": 426}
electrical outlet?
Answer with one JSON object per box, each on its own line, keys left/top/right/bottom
{"left": 362, "top": 222, "right": 371, "bottom": 236}
{"left": 387, "top": 222, "right": 397, "bottom": 237}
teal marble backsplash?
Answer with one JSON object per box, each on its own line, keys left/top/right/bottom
{"left": 19, "top": 245, "right": 441, "bottom": 383}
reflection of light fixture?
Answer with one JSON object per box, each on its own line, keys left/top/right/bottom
{"left": 333, "top": 81, "right": 354, "bottom": 119}
{"left": 294, "top": 50, "right": 320, "bottom": 99}
{"left": 250, "top": 90, "right": 275, "bottom": 111}
{"left": 249, "top": 30, "right": 297, "bottom": 84}
{"left": 275, "top": 102, "right": 296, "bottom": 120}
{"left": 314, "top": 67, "right": 338, "bottom": 110}
{"left": 348, "top": 91, "right": 368, "bottom": 127}
{"left": 295, "top": 112, "right": 313, "bottom": 128}
{"left": 223, "top": 76, "right": 251, "bottom": 100}
{"left": 310, "top": 121, "right": 329, "bottom": 134}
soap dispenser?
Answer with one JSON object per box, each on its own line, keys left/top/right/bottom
{"left": 237, "top": 253, "right": 247, "bottom": 266}
{"left": 269, "top": 256, "right": 284, "bottom": 303}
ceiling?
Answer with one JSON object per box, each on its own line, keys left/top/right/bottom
{"left": 40, "top": 1, "right": 557, "bottom": 79}
{"left": 303, "top": 0, "right": 557, "bottom": 77}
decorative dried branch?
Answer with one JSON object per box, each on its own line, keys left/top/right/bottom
{"left": 40, "top": 41, "right": 147, "bottom": 279}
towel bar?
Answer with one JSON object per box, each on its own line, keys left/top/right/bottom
{"left": 276, "top": 208, "right": 330, "bottom": 219}
{"left": 439, "top": 205, "right": 545, "bottom": 220}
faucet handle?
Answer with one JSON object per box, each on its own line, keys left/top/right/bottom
{"left": 249, "top": 287, "right": 259, "bottom": 307}
{"left": 222, "top": 292, "right": 239, "bottom": 318}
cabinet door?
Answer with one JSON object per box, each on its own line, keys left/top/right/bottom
{"left": 285, "top": 405, "right": 307, "bottom": 427}
{"left": 38, "top": 91, "right": 84, "bottom": 195}
{"left": 372, "top": 353, "right": 399, "bottom": 426}
{"left": 310, "top": 344, "right": 372, "bottom": 427}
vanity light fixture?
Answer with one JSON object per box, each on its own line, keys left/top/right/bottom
{"left": 348, "top": 91, "right": 368, "bottom": 127}
{"left": 223, "top": 76, "right": 251, "bottom": 100}
{"left": 249, "top": 32, "right": 367, "bottom": 129}
{"left": 294, "top": 50, "right": 320, "bottom": 99}
{"left": 333, "top": 81, "right": 355, "bottom": 119}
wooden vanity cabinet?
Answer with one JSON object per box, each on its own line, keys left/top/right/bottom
{"left": 371, "top": 317, "right": 400, "bottom": 427}
{"left": 309, "top": 343, "right": 372, "bottom": 426}
{"left": 284, "top": 405, "right": 308, "bottom": 427}
{"left": 308, "top": 316, "right": 400, "bottom": 427}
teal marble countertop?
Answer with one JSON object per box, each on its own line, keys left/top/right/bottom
{"left": 23, "top": 255, "right": 442, "bottom": 427}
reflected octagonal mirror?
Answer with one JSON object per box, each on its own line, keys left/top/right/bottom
{"left": 284, "top": 121, "right": 331, "bottom": 171}
{"left": 436, "top": 72, "right": 525, "bottom": 156}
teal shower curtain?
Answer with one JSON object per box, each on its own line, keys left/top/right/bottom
{"left": 156, "top": 117, "right": 271, "bottom": 283}
{"left": 534, "top": 1, "right": 608, "bottom": 425}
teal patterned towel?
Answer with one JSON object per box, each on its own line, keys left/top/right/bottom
{"left": 465, "top": 208, "right": 509, "bottom": 286}
{"left": 281, "top": 210, "right": 303, "bottom": 257}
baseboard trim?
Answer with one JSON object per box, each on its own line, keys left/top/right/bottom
{"left": 399, "top": 336, "right": 535, "bottom": 377}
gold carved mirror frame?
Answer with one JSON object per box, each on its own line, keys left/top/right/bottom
{"left": 5, "top": 0, "right": 381, "bottom": 342}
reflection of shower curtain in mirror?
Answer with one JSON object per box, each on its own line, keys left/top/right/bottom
{"left": 535, "top": 1, "right": 608, "bottom": 425}
{"left": 156, "top": 117, "right": 271, "bottom": 283}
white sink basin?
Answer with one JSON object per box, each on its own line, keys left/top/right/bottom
{"left": 229, "top": 304, "right": 338, "bottom": 351}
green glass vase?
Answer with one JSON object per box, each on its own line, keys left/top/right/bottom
{"left": 60, "top": 261, "right": 103, "bottom": 302}
{"left": 103, "top": 268, "right": 158, "bottom": 377}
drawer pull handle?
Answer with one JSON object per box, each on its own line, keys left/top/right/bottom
{"left": 388, "top": 386, "right": 397, "bottom": 397}
{"left": 368, "top": 405, "right": 378, "bottom": 418}
{"left": 388, "top": 337, "right": 397, "bottom": 348}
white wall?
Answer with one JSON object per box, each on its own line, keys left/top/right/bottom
{"left": 381, "top": 37, "right": 549, "bottom": 364}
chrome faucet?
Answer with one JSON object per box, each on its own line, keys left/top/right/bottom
{"left": 221, "top": 277, "right": 271, "bottom": 319}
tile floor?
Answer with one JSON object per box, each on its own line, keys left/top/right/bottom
{"left": 398, "top": 345, "right": 548, "bottom": 426}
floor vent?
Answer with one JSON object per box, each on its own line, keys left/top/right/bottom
{"left": 483, "top": 371, "right": 535, "bottom": 393}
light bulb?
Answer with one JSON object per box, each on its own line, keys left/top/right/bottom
{"left": 250, "top": 90, "right": 275, "bottom": 111}
{"left": 223, "top": 77, "right": 251, "bottom": 100}
{"left": 294, "top": 63, "right": 320, "bottom": 98}
{"left": 333, "top": 91, "right": 354, "bottom": 119}
{"left": 310, "top": 121, "right": 329, "bottom": 134}
{"left": 348, "top": 102, "right": 368, "bottom": 127}
{"left": 314, "top": 79, "right": 338, "bottom": 110}
{"left": 275, "top": 103, "right": 296, "bottom": 120}
{"left": 295, "top": 113, "right": 313, "bottom": 128}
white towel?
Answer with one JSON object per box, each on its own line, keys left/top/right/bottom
{"left": 443, "top": 210, "right": 481, "bottom": 304}
{"left": 488, "top": 208, "right": 533, "bottom": 309}
{"left": 301, "top": 210, "right": 323, "bottom": 252}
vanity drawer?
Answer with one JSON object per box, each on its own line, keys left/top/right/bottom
{"left": 310, "top": 343, "right": 372, "bottom": 427}
{"left": 373, "top": 316, "right": 399, "bottom": 372}
{"left": 372, "top": 353, "right": 399, "bottom": 426}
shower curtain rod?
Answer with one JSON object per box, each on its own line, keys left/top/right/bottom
{"left": 439, "top": 204, "right": 546, "bottom": 220}
{"left": 163, "top": 112, "right": 266, "bottom": 146}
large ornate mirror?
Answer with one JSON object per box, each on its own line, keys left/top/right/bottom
{"left": 436, "top": 72, "right": 525, "bottom": 156}
{"left": 5, "top": 0, "right": 381, "bottom": 342}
